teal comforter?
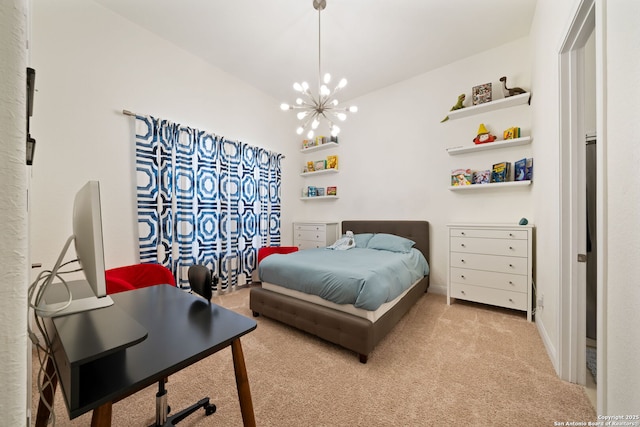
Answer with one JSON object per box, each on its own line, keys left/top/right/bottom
{"left": 258, "top": 247, "right": 429, "bottom": 311}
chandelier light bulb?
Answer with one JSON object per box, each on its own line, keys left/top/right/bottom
{"left": 338, "top": 78, "right": 348, "bottom": 89}
{"left": 348, "top": 106, "right": 358, "bottom": 113}
{"left": 331, "top": 99, "right": 339, "bottom": 106}
{"left": 331, "top": 126, "right": 340, "bottom": 136}
{"left": 307, "top": 129, "right": 314, "bottom": 139}
{"left": 297, "top": 111, "right": 308, "bottom": 120}
{"left": 296, "top": 98, "right": 304, "bottom": 105}
{"left": 323, "top": 73, "right": 331, "bottom": 84}
{"left": 280, "top": 103, "right": 290, "bottom": 111}
{"left": 293, "top": 82, "right": 303, "bottom": 92}
{"left": 301, "top": 81, "right": 309, "bottom": 91}
{"left": 320, "top": 85, "right": 330, "bottom": 96}
{"left": 296, "top": 126, "right": 304, "bottom": 135}
{"left": 336, "top": 112, "right": 347, "bottom": 121}
{"left": 311, "top": 119, "right": 320, "bottom": 130}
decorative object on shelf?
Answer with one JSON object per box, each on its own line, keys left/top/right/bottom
{"left": 503, "top": 126, "right": 521, "bottom": 140}
{"left": 451, "top": 169, "right": 473, "bottom": 186}
{"left": 306, "top": 161, "right": 315, "bottom": 172}
{"left": 499, "top": 76, "right": 527, "bottom": 98}
{"left": 525, "top": 158, "right": 534, "bottom": 180}
{"left": 514, "top": 158, "right": 527, "bottom": 181}
{"left": 519, "top": 217, "right": 529, "bottom": 225}
{"left": 314, "top": 160, "right": 326, "bottom": 170}
{"left": 472, "top": 83, "right": 492, "bottom": 105}
{"left": 473, "top": 123, "right": 497, "bottom": 145}
{"left": 440, "top": 94, "right": 466, "bottom": 122}
{"left": 473, "top": 170, "right": 490, "bottom": 184}
{"left": 279, "top": 0, "right": 357, "bottom": 139}
{"left": 326, "top": 186, "right": 337, "bottom": 196}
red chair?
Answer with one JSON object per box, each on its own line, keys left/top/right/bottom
{"left": 105, "top": 263, "right": 176, "bottom": 295}
{"left": 257, "top": 246, "right": 299, "bottom": 265}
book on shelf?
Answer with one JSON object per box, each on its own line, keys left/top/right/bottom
{"left": 525, "top": 158, "right": 534, "bottom": 181}
{"left": 451, "top": 168, "right": 473, "bottom": 186}
{"left": 326, "top": 186, "right": 337, "bottom": 196}
{"left": 491, "top": 161, "right": 511, "bottom": 183}
{"left": 326, "top": 155, "right": 338, "bottom": 169}
{"left": 473, "top": 170, "right": 491, "bottom": 184}
{"left": 514, "top": 157, "right": 534, "bottom": 181}
{"left": 314, "top": 160, "right": 326, "bottom": 170}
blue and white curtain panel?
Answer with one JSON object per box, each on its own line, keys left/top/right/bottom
{"left": 134, "top": 115, "right": 282, "bottom": 291}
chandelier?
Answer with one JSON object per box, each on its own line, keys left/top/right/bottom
{"left": 280, "top": 0, "right": 357, "bottom": 139}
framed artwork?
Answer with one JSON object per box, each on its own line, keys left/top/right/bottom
{"left": 472, "top": 83, "right": 492, "bottom": 105}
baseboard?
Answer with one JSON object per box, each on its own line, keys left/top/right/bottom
{"left": 536, "top": 314, "right": 559, "bottom": 374}
{"left": 428, "top": 283, "right": 447, "bottom": 296}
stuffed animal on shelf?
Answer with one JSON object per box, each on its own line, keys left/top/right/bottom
{"left": 440, "top": 94, "right": 466, "bottom": 122}
{"left": 473, "top": 123, "right": 497, "bottom": 145}
{"left": 499, "top": 76, "right": 527, "bottom": 97}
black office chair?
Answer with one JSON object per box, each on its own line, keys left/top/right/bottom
{"left": 152, "top": 265, "right": 217, "bottom": 426}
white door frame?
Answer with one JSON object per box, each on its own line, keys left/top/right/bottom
{"left": 558, "top": 0, "right": 607, "bottom": 413}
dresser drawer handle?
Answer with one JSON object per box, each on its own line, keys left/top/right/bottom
{"left": 460, "top": 290, "right": 466, "bottom": 295}
{"left": 508, "top": 298, "right": 514, "bottom": 303}
{"left": 509, "top": 264, "right": 514, "bottom": 268}
{"left": 461, "top": 275, "right": 465, "bottom": 279}
{"left": 460, "top": 232, "right": 465, "bottom": 236}
{"left": 509, "top": 233, "right": 514, "bottom": 237}
{"left": 509, "top": 246, "right": 514, "bottom": 250}
{"left": 508, "top": 281, "right": 514, "bottom": 285}
{"left": 461, "top": 259, "right": 465, "bottom": 263}
{"left": 460, "top": 244, "right": 466, "bottom": 248}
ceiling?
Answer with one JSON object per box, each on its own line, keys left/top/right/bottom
{"left": 93, "top": 0, "right": 537, "bottom": 103}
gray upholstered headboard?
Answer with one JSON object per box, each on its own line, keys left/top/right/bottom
{"left": 341, "top": 220, "right": 430, "bottom": 263}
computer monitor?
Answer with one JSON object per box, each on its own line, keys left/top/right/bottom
{"left": 36, "top": 181, "right": 114, "bottom": 317}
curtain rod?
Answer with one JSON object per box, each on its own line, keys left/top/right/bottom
{"left": 121, "top": 109, "right": 285, "bottom": 159}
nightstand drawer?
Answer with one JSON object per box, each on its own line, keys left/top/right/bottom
{"left": 294, "top": 224, "right": 327, "bottom": 232}
{"left": 450, "top": 252, "right": 528, "bottom": 275}
{"left": 449, "top": 228, "right": 528, "bottom": 240}
{"left": 450, "top": 267, "right": 527, "bottom": 293}
{"left": 450, "top": 283, "right": 527, "bottom": 311}
{"left": 450, "top": 237, "right": 528, "bottom": 257}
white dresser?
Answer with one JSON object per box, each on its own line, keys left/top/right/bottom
{"left": 447, "top": 223, "right": 534, "bottom": 321}
{"left": 293, "top": 222, "right": 340, "bottom": 250}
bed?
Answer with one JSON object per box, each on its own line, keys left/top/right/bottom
{"left": 249, "top": 220, "right": 430, "bottom": 363}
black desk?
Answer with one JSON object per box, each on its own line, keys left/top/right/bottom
{"left": 35, "top": 284, "right": 257, "bottom": 427}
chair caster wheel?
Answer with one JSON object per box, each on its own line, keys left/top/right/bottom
{"left": 205, "top": 404, "right": 216, "bottom": 416}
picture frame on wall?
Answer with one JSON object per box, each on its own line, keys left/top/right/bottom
{"left": 472, "top": 83, "right": 492, "bottom": 105}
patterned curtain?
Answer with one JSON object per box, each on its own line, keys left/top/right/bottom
{"left": 134, "top": 115, "right": 282, "bottom": 291}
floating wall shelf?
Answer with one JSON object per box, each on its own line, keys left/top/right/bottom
{"left": 300, "top": 168, "right": 339, "bottom": 177}
{"left": 449, "top": 180, "right": 532, "bottom": 191}
{"left": 301, "top": 142, "right": 339, "bottom": 153}
{"left": 300, "top": 195, "right": 339, "bottom": 201}
{"left": 446, "top": 93, "right": 530, "bottom": 121}
{"left": 446, "top": 136, "right": 532, "bottom": 155}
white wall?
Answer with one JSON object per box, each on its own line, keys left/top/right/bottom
{"left": 0, "top": 1, "right": 29, "bottom": 424}
{"left": 29, "top": 0, "right": 298, "bottom": 278}
{"left": 294, "top": 37, "right": 532, "bottom": 293}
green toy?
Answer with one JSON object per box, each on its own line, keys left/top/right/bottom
{"left": 441, "top": 94, "right": 466, "bottom": 122}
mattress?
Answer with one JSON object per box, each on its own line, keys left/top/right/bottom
{"left": 261, "top": 278, "right": 423, "bottom": 323}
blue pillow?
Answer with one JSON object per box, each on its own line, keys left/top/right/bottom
{"left": 354, "top": 233, "right": 374, "bottom": 248}
{"left": 366, "top": 233, "right": 415, "bottom": 253}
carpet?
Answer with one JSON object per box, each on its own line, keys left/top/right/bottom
{"left": 31, "top": 287, "right": 596, "bottom": 426}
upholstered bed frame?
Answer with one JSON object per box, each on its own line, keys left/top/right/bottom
{"left": 249, "top": 220, "right": 430, "bottom": 363}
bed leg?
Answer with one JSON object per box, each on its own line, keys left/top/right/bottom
{"left": 359, "top": 354, "right": 368, "bottom": 364}
{"left": 252, "top": 311, "right": 260, "bottom": 317}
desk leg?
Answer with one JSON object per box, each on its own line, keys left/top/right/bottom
{"left": 231, "top": 338, "right": 256, "bottom": 427}
{"left": 91, "top": 401, "right": 112, "bottom": 427}
{"left": 35, "top": 355, "right": 58, "bottom": 427}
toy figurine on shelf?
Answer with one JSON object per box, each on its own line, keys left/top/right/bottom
{"left": 440, "top": 94, "right": 466, "bottom": 122}
{"left": 499, "top": 76, "right": 527, "bottom": 97}
{"left": 473, "top": 123, "right": 497, "bottom": 145}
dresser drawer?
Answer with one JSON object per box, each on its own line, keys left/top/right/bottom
{"left": 450, "top": 283, "right": 527, "bottom": 311}
{"left": 450, "top": 267, "right": 527, "bottom": 293}
{"left": 450, "top": 252, "right": 528, "bottom": 275}
{"left": 449, "top": 228, "right": 527, "bottom": 240}
{"left": 295, "top": 229, "right": 326, "bottom": 242}
{"left": 294, "top": 224, "right": 326, "bottom": 232}
{"left": 296, "top": 240, "right": 326, "bottom": 250}
{"left": 450, "top": 237, "right": 528, "bottom": 257}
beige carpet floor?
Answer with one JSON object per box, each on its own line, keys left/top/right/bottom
{"left": 31, "top": 287, "right": 596, "bottom": 426}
